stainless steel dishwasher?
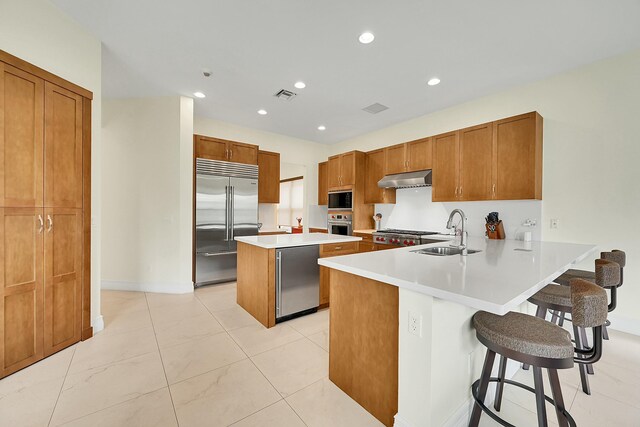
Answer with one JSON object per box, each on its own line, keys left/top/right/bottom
{"left": 275, "top": 245, "right": 320, "bottom": 322}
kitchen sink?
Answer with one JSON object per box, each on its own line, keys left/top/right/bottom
{"left": 411, "top": 246, "right": 482, "bottom": 256}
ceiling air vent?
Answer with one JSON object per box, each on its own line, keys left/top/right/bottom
{"left": 274, "top": 89, "right": 297, "bottom": 101}
{"left": 362, "top": 102, "right": 389, "bottom": 114}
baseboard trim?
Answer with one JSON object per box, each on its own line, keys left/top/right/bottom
{"left": 92, "top": 314, "right": 104, "bottom": 334}
{"left": 101, "top": 280, "right": 194, "bottom": 294}
{"left": 608, "top": 313, "right": 640, "bottom": 336}
{"left": 393, "top": 413, "right": 413, "bottom": 427}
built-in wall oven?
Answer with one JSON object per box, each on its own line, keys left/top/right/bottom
{"left": 328, "top": 190, "right": 353, "bottom": 211}
{"left": 327, "top": 213, "right": 353, "bottom": 236}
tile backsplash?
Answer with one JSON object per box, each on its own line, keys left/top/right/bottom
{"left": 376, "top": 187, "right": 542, "bottom": 240}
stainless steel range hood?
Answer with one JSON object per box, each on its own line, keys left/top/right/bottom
{"left": 378, "top": 169, "right": 432, "bottom": 189}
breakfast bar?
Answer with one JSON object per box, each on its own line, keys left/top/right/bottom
{"left": 319, "top": 237, "right": 596, "bottom": 427}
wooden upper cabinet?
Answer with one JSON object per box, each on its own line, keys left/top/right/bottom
{"left": 0, "top": 207, "right": 44, "bottom": 377}
{"left": 318, "top": 161, "right": 328, "bottom": 205}
{"left": 43, "top": 208, "right": 82, "bottom": 356}
{"left": 194, "top": 135, "right": 258, "bottom": 165}
{"left": 384, "top": 143, "right": 407, "bottom": 175}
{"left": 0, "top": 64, "right": 44, "bottom": 208}
{"left": 365, "top": 149, "right": 395, "bottom": 204}
{"left": 432, "top": 131, "right": 460, "bottom": 202}
{"left": 340, "top": 152, "right": 355, "bottom": 186}
{"left": 229, "top": 141, "right": 258, "bottom": 165}
{"left": 258, "top": 150, "right": 280, "bottom": 203}
{"left": 194, "top": 135, "right": 227, "bottom": 161}
{"left": 493, "top": 112, "right": 543, "bottom": 200}
{"left": 406, "top": 137, "right": 432, "bottom": 172}
{"left": 327, "top": 155, "right": 342, "bottom": 189}
{"left": 44, "top": 83, "right": 83, "bottom": 209}
{"left": 459, "top": 123, "right": 493, "bottom": 201}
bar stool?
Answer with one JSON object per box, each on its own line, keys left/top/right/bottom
{"left": 554, "top": 250, "right": 626, "bottom": 339}
{"left": 469, "top": 279, "right": 608, "bottom": 427}
{"left": 525, "top": 259, "right": 620, "bottom": 394}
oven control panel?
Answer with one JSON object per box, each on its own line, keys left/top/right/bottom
{"left": 328, "top": 213, "right": 352, "bottom": 221}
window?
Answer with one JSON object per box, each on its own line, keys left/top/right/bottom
{"left": 278, "top": 176, "right": 304, "bottom": 227}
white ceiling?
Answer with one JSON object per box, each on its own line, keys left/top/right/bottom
{"left": 53, "top": 0, "right": 640, "bottom": 144}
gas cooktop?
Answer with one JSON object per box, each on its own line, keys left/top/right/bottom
{"left": 372, "top": 229, "right": 446, "bottom": 247}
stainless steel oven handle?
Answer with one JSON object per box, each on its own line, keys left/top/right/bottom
{"left": 276, "top": 251, "right": 282, "bottom": 317}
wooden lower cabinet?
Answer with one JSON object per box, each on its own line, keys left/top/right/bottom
{"left": 358, "top": 242, "right": 376, "bottom": 252}
{"left": 44, "top": 208, "right": 83, "bottom": 356}
{"left": 0, "top": 208, "right": 44, "bottom": 378}
{"left": 319, "top": 266, "right": 330, "bottom": 307}
{"left": 329, "top": 269, "right": 398, "bottom": 427}
{"left": 309, "top": 227, "right": 327, "bottom": 233}
{"left": 319, "top": 241, "right": 359, "bottom": 308}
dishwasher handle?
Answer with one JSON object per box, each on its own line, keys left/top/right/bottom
{"left": 276, "top": 251, "right": 282, "bottom": 318}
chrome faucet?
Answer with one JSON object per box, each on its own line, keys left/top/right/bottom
{"left": 446, "top": 209, "right": 468, "bottom": 256}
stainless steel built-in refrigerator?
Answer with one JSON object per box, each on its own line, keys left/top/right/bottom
{"left": 195, "top": 158, "right": 259, "bottom": 286}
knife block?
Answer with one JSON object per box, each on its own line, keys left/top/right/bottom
{"left": 486, "top": 221, "right": 505, "bottom": 239}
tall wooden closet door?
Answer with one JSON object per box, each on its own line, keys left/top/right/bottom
{"left": 43, "top": 208, "right": 82, "bottom": 356}
{"left": 0, "top": 63, "right": 44, "bottom": 208}
{"left": 44, "top": 82, "right": 83, "bottom": 209}
{"left": 0, "top": 208, "right": 44, "bottom": 378}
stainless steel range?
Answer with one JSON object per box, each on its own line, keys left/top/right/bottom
{"left": 372, "top": 229, "right": 446, "bottom": 247}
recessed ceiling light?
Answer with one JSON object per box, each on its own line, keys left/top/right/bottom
{"left": 257, "top": 109, "right": 268, "bottom": 115}
{"left": 317, "top": 125, "right": 326, "bottom": 131}
{"left": 427, "top": 77, "right": 441, "bottom": 86}
{"left": 193, "top": 91, "right": 206, "bottom": 98}
{"left": 358, "top": 32, "right": 375, "bottom": 44}
{"left": 294, "top": 81, "right": 306, "bottom": 89}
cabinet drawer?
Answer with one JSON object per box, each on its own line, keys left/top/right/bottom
{"left": 353, "top": 232, "right": 373, "bottom": 242}
{"left": 358, "top": 242, "right": 376, "bottom": 253}
{"left": 320, "top": 241, "right": 358, "bottom": 257}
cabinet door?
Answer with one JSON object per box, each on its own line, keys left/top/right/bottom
{"left": 0, "top": 64, "right": 44, "bottom": 208}
{"left": 340, "top": 152, "right": 355, "bottom": 186}
{"left": 319, "top": 266, "right": 329, "bottom": 307}
{"left": 229, "top": 141, "right": 258, "bottom": 165}
{"left": 258, "top": 150, "right": 280, "bottom": 203}
{"left": 194, "top": 135, "right": 228, "bottom": 161}
{"left": 0, "top": 208, "right": 44, "bottom": 378}
{"left": 384, "top": 143, "right": 407, "bottom": 175}
{"left": 44, "top": 83, "right": 83, "bottom": 209}
{"left": 327, "top": 156, "right": 341, "bottom": 189}
{"left": 43, "top": 208, "right": 82, "bottom": 356}
{"left": 365, "top": 149, "right": 396, "bottom": 204}
{"left": 318, "top": 161, "right": 328, "bottom": 205}
{"left": 432, "top": 132, "right": 459, "bottom": 202}
{"left": 459, "top": 124, "right": 493, "bottom": 201}
{"left": 494, "top": 113, "right": 542, "bottom": 200}
{"left": 407, "top": 137, "right": 432, "bottom": 172}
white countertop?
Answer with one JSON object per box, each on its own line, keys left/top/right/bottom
{"left": 236, "top": 233, "right": 361, "bottom": 249}
{"left": 318, "top": 237, "right": 596, "bottom": 314}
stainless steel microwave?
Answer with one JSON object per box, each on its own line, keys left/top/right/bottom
{"left": 328, "top": 191, "right": 352, "bottom": 211}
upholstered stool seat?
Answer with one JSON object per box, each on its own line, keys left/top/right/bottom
{"left": 473, "top": 311, "right": 573, "bottom": 362}
{"left": 528, "top": 285, "right": 571, "bottom": 310}
{"left": 554, "top": 269, "right": 595, "bottom": 287}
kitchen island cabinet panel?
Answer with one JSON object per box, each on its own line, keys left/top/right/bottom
{"left": 329, "top": 269, "right": 398, "bottom": 427}
{"left": 236, "top": 242, "right": 276, "bottom": 328}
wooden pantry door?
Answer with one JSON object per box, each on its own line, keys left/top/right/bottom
{"left": 0, "top": 63, "right": 44, "bottom": 208}
{"left": 44, "top": 82, "right": 83, "bottom": 209}
{"left": 43, "top": 208, "right": 82, "bottom": 356}
{"left": 0, "top": 207, "right": 44, "bottom": 378}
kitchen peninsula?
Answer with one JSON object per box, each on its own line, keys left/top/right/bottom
{"left": 235, "top": 233, "right": 361, "bottom": 327}
{"left": 318, "top": 237, "right": 596, "bottom": 427}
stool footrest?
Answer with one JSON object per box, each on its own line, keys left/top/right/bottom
{"left": 471, "top": 377, "right": 576, "bottom": 427}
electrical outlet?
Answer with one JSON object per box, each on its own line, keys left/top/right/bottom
{"left": 550, "top": 218, "right": 559, "bottom": 229}
{"left": 408, "top": 311, "right": 422, "bottom": 337}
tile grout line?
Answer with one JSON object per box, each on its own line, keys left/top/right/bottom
{"left": 145, "top": 292, "right": 181, "bottom": 427}
{"left": 46, "top": 345, "right": 78, "bottom": 427}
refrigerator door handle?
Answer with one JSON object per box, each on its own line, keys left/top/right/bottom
{"left": 224, "top": 185, "right": 230, "bottom": 241}
{"left": 230, "top": 186, "right": 235, "bottom": 240}
{"left": 201, "top": 251, "right": 237, "bottom": 257}
{"left": 276, "top": 251, "right": 282, "bottom": 317}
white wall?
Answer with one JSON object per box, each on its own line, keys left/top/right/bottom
{"left": 101, "top": 96, "right": 194, "bottom": 293}
{"left": 0, "top": 0, "right": 103, "bottom": 330}
{"left": 194, "top": 117, "right": 329, "bottom": 229}
{"left": 330, "top": 49, "right": 640, "bottom": 330}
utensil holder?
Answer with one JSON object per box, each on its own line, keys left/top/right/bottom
{"left": 486, "top": 220, "right": 505, "bottom": 239}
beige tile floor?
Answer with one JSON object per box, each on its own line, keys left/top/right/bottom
{"left": 0, "top": 282, "right": 638, "bottom": 426}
